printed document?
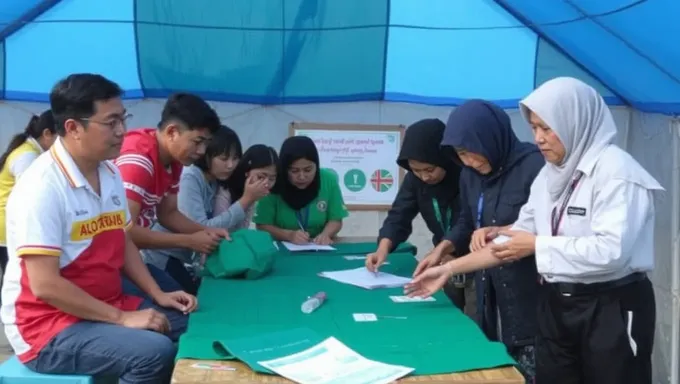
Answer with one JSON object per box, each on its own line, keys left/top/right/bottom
{"left": 258, "top": 337, "right": 413, "bottom": 384}
{"left": 282, "top": 241, "right": 336, "bottom": 252}
{"left": 318, "top": 267, "right": 411, "bottom": 289}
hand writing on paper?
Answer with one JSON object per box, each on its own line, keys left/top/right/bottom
{"left": 366, "top": 250, "right": 388, "bottom": 272}
{"left": 490, "top": 230, "right": 536, "bottom": 262}
{"left": 288, "top": 230, "right": 310, "bottom": 245}
{"left": 313, "top": 233, "right": 333, "bottom": 245}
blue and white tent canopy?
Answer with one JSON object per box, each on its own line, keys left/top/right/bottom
{"left": 0, "top": 0, "right": 678, "bottom": 114}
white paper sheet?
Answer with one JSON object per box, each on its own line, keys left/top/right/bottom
{"left": 353, "top": 313, "right": 378, "bottom": 322}
{"left": 258, "top": 337, "right": 414, "bottom": 384}
{"left": 318, "top": 267, "right": 411, "bottom": 290}
{"left": 282, "top": 241, "right": 336, "bottom": 252}
{"left": 389, "top": 295, "right": 436, "bottom": 303}
{"left": 492, "top": 235, "right": 511, "bottom": 245}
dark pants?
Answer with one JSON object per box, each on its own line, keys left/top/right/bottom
{"left": 24, "top": 265, "right": 189, "bottom": 383}
{"left": 0, "top": 246, "right": 7, "bottom": 293}
{"left": 443, "top": 283, "right": 466, "bottom": 310}
{"left": 165, "top": 258, "right": 200, "bottom": 295}
{"left": 535, "top": 275, "right": 655, "bottom": 384}
{"left": 443, "top": 279, "right": 477, "bottom": 317}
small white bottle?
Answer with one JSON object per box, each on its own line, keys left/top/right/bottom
{"left": 301, "top": 292, "right": 327, "bottom": 314}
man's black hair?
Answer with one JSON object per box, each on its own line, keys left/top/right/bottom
{"left": 158, "top": 93, "right": 220, "bottom": 134}
{"left": 49, "top": 73, "right": 123, "bottom": 136}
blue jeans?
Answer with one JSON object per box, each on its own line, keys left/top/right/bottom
{"left": 24, "top": 265, "right": 189, "bottom": 383}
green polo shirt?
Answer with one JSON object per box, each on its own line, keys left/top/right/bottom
{"left": 253, "top": 169, "right": 349, "bottom": 237}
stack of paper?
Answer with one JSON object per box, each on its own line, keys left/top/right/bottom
{"left": 258, "top": 337, "right": 414, "bottom": 384}
{"left": 318, "top": 267, "right": 412, "bottom": 290}
{"left": 282, "top": 241, "right": 336, "bottom": 252}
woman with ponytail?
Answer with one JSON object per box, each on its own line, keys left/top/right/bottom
{"left": 0, "top": 110, "right": 56, "bottom": 277}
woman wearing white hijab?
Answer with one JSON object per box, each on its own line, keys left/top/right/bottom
{"left": 404, "top": 77, "right": 663, "bottom": 384}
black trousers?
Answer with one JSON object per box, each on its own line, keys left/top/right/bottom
{"left": 535, "top": 275, "right": 655, "bottom": 384}
{"left": 165, "top": 258, "right": 200, "bottom": 296}
{"left": 0, "top": 246, "right": 7, "bottom": 293}
{"left": 443, "top": 283, "right": 466, "bottom": 310}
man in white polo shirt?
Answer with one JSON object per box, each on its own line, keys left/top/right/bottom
{"left": 0, "top": 73, "right": 197, "bottom": 383}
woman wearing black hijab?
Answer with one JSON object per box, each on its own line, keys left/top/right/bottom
{"left": 365, "top": 118, "right": 469, "bottom": 309}
{"left": 254, "top": 136, "right": 349, "bottom": 245}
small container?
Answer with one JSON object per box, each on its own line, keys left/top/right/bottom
{"left": 301, "top": 292, "right": 327, "bottom": 314}
{"left": 190, "top": 253, "right": 206, "bottom": 279}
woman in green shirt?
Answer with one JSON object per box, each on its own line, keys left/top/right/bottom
{"left": 255, "top": 136, "right": 349, "bottom": 245}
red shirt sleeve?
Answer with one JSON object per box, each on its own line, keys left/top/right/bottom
{"left": 114, "top": 152, "right": 155, "bottom": 204}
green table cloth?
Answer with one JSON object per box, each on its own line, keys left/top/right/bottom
{"left": 177, "top": 248, "right": 515, "bottom": 376}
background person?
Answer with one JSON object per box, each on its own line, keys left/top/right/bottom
{"left": 414, "top": 100, "right": 544, "bottom": 381}
{"left": 365, "top": 118, "right": 469, "bottom": 309}
{"left": 0, "top": 110, "right": 57, "bottom": 279}
{"left": 115, "top": 93, "right": 229, "bottom": 295}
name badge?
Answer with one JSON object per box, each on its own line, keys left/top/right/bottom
{"left": 567, "top": 206, "right": 587, "bottom": 216}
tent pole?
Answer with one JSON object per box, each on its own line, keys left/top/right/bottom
{"left": 670, "top": 117, "right": 680, "bottom": 384}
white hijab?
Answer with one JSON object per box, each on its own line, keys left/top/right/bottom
{"left": 520, "top": 77, "right": 618, "bottom": 201}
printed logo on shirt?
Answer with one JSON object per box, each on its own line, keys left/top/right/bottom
{"left": 111, "top": 195, "right": 121, "bottom": 206}
{"left": 74, "top": 209, "right": 89, "bottom": 216}
{"left": 567, "top": 206, "right": 587, "bottom": 216}
{"left": 317, "top": 200, "right": 328, "bottom": 212}
{"left": 70, "top": 210, "right": 126, "bottom": 241}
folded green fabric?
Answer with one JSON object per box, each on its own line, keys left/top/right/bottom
{"left": 203, "top": 229, "right": 277, "bottom": 279}
{"left": 213, "top": 328, "right": 324, "bottom": 373}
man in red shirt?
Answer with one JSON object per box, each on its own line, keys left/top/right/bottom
{"left": 115, "top": 93, "right": 228, "bottom": 292}
{"left": 1, "top": 73, "right": 197, "bottom": 383}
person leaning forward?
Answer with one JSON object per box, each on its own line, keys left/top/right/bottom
{"left": 1, "top": 73, "right": 198, "bottom": 384}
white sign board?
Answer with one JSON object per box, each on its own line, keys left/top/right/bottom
{"left": 289, "top": 122, "right": 404, "bottom": 210}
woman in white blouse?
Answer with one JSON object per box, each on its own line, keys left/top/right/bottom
{"left": 405, "top": 77, "right": 663, "bottom": 384}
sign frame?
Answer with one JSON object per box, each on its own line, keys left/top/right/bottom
{"left": 289, "top": 122, "right": 406, "bottom": 211}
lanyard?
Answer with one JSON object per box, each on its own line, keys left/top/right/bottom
{"left": 476, "top": 193, "right": 484, "bottom": 229}
{"left": 295, "top": 206, "right": 310, "bottom": 231}
{"left": 551, "top": 173, "right": 584, "bottom": 236}
{"left": 432, "top": 199, "right": 452, "bottom": 233}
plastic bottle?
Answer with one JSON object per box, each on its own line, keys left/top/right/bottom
{"left": 301, "top": 292, "right": 327, "bottom": 314}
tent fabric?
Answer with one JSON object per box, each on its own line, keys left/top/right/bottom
{"left": 0, "top": 0, "right": 675, "bottom": 114}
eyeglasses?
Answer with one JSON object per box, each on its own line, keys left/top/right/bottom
{"left": 81, "top": 113, "right": 133, "bottom": 130}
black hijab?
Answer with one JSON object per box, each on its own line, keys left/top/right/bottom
{"left": 277, "top": 136, "right": 321, "bottom": 210}
{"left": 397, "top": 118, "right": 461, "bottom": 200}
